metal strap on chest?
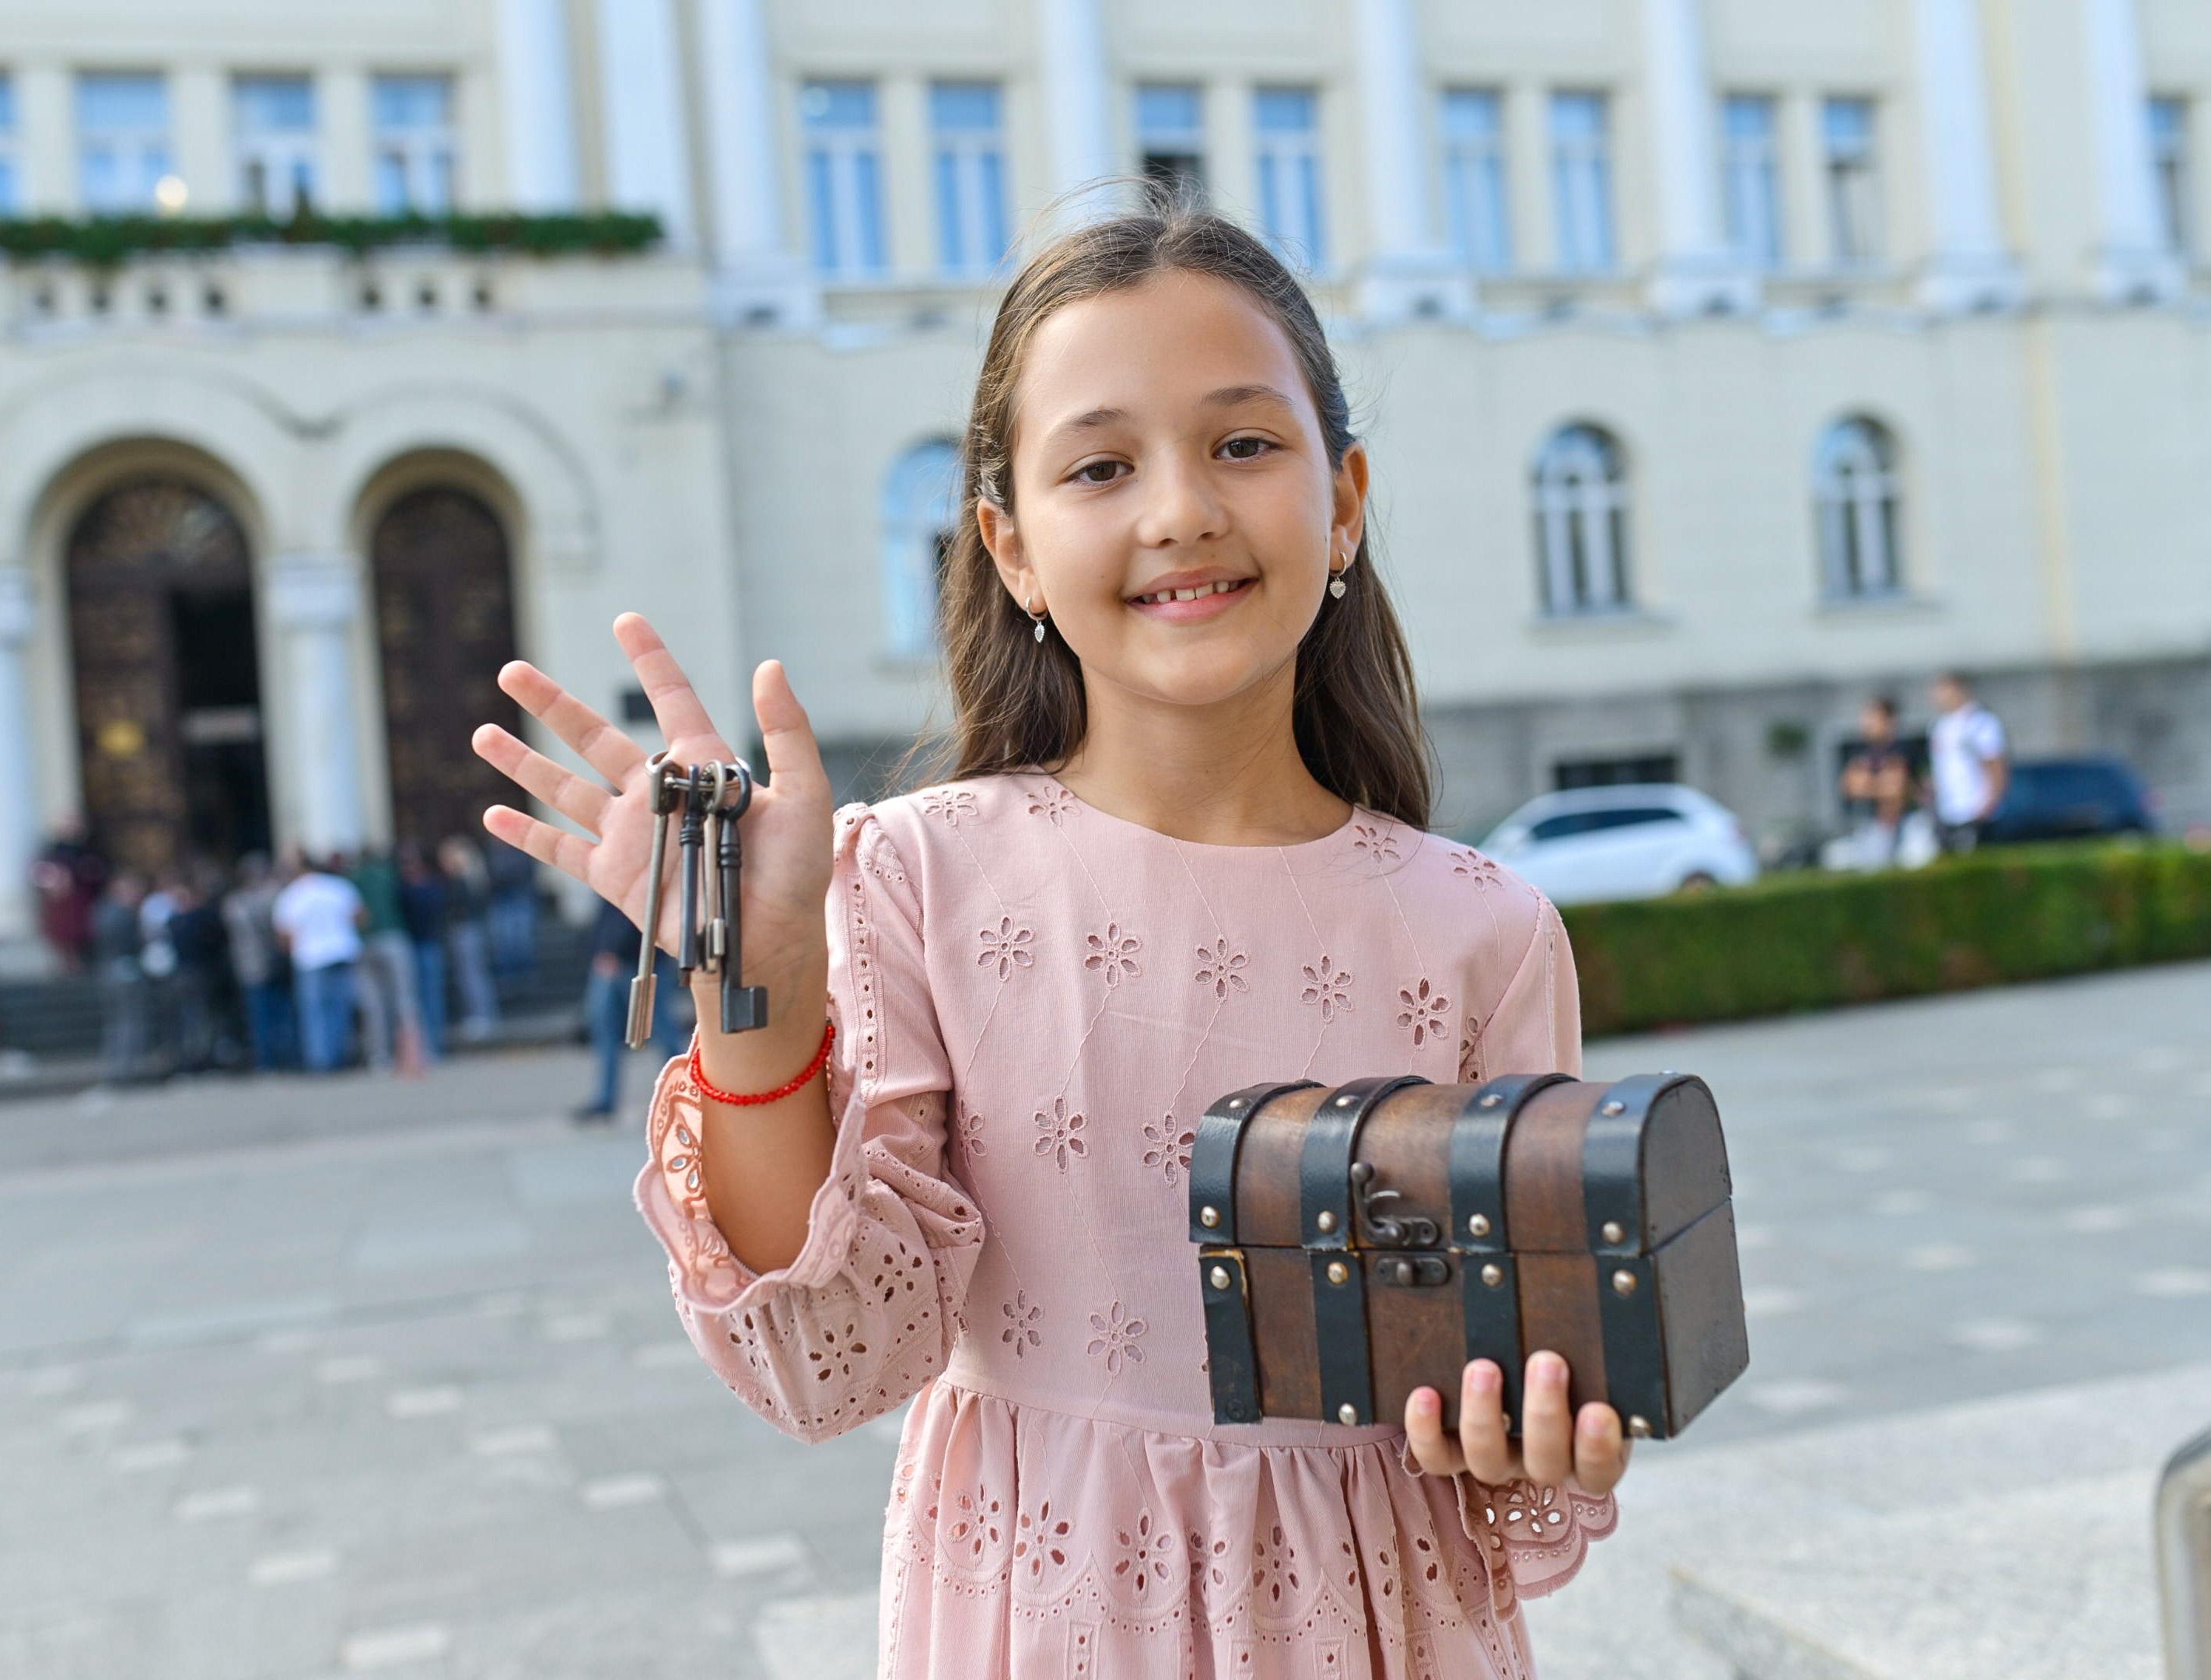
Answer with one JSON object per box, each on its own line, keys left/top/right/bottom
{"left": 1301, "top": 1075, "right": 1429, "bottom": 1426}
{"left": 1191, "top": 1081, "right": 1317, "bottom": 1426}
{"left": 1450, "top": 1073, "right": 1572, "bottom": 1433}
{"left": 1584, "top": 1074, "right": 1682, "bottom": 1439}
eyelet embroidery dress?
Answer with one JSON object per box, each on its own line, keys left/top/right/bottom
{"left": 635, "top": 773, "right": 1615, "bottom": 1678}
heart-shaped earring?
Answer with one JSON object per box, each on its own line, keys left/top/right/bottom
{"left": 1328, "top": 554, "right": 1348, "bottom": 599}
{"left": 1027, "top": 597, "right": 1048, "bottom": 642}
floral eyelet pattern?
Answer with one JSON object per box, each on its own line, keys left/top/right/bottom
{"left": 1140, "top": 1116, "right": 1195, "bottom": 1187}
{"left": 1300, "top": 956, "right": 1355, "bottom": 1022}
{"left": 1086, "top": 1301, "right": 1148, "bottom": 1374}
{"left": 1352, "top": 823, "right": 1401, "bottom": 864}
{"left": 978, "top": 917, "right": 1035, "bottom": 979}
{"left": 1033, "top": 1097, "right": 1088, "bottom": 1170}
{"left": 1025, "top": 784, "right": 1077, "bottom": 824}
{"left": 1397, "top": 978, "right": 1451, "bottom": 1046}
{"left": 922, "top": 788, "right": 978, "bottom": 826}
{"left": 1000, "top": 1290, "right": 1042, "bottom": 1358}
{"left": 1453, "top": 848, "right": 1503, "bottom": 889}
{"left": 1192, "top": 937, "right": 1250, "bottom": 999}
{"left": 1083, "top": 923, "right": 1143, "bottom": 988}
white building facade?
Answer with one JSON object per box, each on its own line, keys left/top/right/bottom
{"left": 2, "top": 0, "right": 2210, "bottom": 945}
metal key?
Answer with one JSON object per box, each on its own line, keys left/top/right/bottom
{"left": 624, "top": 751, "right": 679, "bottom": 1048}
{"left": 675, "top": 764, "right": 708, "bottom": 985}
{"left": 698, "top": 761, "right": 731, "bottom": 975}
{"left": 713, "top": 760, "right": 768, "bottom": 1033}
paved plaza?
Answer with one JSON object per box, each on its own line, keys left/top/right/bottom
{"left": 2, "top": 961, "right": 2209, "bottom": 1678}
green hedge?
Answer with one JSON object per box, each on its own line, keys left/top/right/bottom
{"left": 0, "top": 210, "right": 663, "bottom": 268}
{"left": 1563, "top": 839, "right": 2211, "bottom": 1038}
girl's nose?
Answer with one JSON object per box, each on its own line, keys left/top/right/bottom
{"left": 1132, "top": 451, "right": 1230, "bottom": 550}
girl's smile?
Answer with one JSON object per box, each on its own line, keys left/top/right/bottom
{"left": 1125, "top": 570, "right": 1256, "bottom": 622}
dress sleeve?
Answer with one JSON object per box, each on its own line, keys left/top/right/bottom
{"left": 630, "top": 805, "right": 985, "bottom": 1444}
{"left": 1408, "top": 891, "right": 1619, "bottom": 1615}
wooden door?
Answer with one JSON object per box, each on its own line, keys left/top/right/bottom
{"left": 66, "top": 478, "right": 262, "bottom": 877}
{"left": 371, "top": 487, "right": 522, "bottom": 849}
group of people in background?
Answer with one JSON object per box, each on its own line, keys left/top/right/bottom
{"left": 1837, "top": 671, "right": 2010, "bottom": 870}
{"left": 33, "top": 830, "right": 539, "bottom": 1086}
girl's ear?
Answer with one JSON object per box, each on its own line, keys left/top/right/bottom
{"left": 977, "top": 498, "right": 1041, "bottom": 613}
{"left": 1331, "top": 442, "right": 1371, "bottom": 572}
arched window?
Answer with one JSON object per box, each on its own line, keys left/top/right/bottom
{"left": 1531, "top": 424, "right": 1632, "bottom": 614}
{"left": 1814, "top": 417, "right": 1901, "bottom": 597}
{"left": 880, "top": 440, "right": 960, "bottom": 657}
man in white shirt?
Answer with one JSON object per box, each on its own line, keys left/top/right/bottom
{"left": 1928, "top": 673, "right": 2010, "bottom": 853}
{"left": 272, "top": 856, "right": 369, "bottom": 1073}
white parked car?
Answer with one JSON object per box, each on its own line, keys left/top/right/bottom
{"left": 1475, "top": 785, "right": 1761, "bottom": 906}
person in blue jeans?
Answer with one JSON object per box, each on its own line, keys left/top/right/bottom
{"left": 397, "top": 844, "right": 450, "bottom": 1060}
{"left": 271, "top": 856, "right": 367, "bottom": 1073}
{"left": 575, "top": 896, "right": 683, "bottom": 1122}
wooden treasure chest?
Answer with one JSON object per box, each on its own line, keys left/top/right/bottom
{"left": 1188, "top": 1073, "right": 1748, "bottom": 1440}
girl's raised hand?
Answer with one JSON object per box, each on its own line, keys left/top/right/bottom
{"left": 470, "top": 614, "right": 834, "bottom": 1005}
{"left": 1403, "top": 1353, "right": 1629, "bottom": 1498}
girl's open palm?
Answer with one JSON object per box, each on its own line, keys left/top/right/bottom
{"left": 470, "top": 614, "right": 834, "bottom": 1001}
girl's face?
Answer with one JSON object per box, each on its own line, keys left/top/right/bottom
{"left": 978, "top": 271, "right": 1367, "bottom": 716}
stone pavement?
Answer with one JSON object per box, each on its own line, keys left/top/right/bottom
{"left": 0, "top": 962, "right": 2206, "bottom": 1678}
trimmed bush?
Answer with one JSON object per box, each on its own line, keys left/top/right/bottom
{"left": 0, "top": 209, "right": 663, "bottom": 268}
{"left": 1564, "top": 840, "right": 2211, "bottom": 1038}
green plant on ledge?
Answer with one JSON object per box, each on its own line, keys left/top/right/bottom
{"left": 0, "top": 209, "right": 663, "bottom": 268}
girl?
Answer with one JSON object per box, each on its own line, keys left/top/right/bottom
{"left": 474, "top": 204, "right": 1627, "bottom": 1678}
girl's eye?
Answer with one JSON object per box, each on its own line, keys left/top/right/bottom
{"left": 1072, "top": 460, "right": 1128, "bottom": 485}
{"left": 1219, "top": 436, "right": 1274, "bottom": 461}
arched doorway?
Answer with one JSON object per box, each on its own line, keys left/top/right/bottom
{"left": 369, "top": 485, "right": 522, "bottom": 849}
{"left": 65, "top": 477, "right": 271, "bottom": 876}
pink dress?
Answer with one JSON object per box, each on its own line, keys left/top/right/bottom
{"left": 636, "top": 772, "right": 1615, "bottom": 1678}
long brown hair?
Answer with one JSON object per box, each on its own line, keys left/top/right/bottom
{"left": 906, "top": 193, "right": 1434, "bottom": 831}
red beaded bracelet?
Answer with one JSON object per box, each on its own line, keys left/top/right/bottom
{"left": 689, "top": 1020, "right": 835, "bottom": 1107}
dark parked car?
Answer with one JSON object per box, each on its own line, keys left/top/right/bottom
{"left": 1982, "top": 756, "right": 2155, "bottom": 845}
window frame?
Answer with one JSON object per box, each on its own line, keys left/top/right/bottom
{"left": 880, "top": 439, "right": 960, "bottom": 659}
{"left": 2149, "top": 94, "right": 2193, "bottom": 259}
{"left": 1531, "top": 423, "right": 1634, "bottom": 616}
{"left": 1135, "top": 82, "right": 1207, "bottom": 200}
{"left": 0, "top": 73, "right": 18, "bottom": 216}
{"left": 1440, "top": 87, "right": 1512, "bottom": 273}
{"left": 77, "top": 71, "right": 173, "bottom": 214}
{"left": 1720, "top": 92, "right": 1783, "bottom": 270}
{"left": 370, "top": 73, "right": 457, "bottom": 215}
{"left": 233, "top": 74, "right": 320, "bottom": 219}
{"left": 1813, "top": 416, "right": 1905, "bottom": 600}
{"left": 1548, "top": 90, "right": 1616, "bottom": 274}
{"left": 1253, "top": 85, "right": 1326, "bottom": 270}
{"left": 803, "top": 79, "right": 888, "bottom": 281}
{"left": 929, "top": 81, "right": 1008, "bottom": 278}
{"left": 1821, "top": 96, "right": 1880, "bottom": 268}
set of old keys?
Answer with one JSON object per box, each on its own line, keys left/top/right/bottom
{"left": 626, "top": 752, "right": 769, "bottom": 1046}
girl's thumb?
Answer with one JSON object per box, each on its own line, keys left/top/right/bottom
{"left": 753, "top": 660, "right": 825, "bottom": 797}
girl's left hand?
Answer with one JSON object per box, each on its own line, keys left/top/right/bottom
{"left": 1403, "top": 1351, "right": 1630, "bottom": 1496}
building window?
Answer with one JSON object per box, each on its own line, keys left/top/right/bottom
{"left": 2150, "top": 96, "right": 2192, "bottom": 257}
{"left": 1441, "top": 89, "right": 1511, "bottom": 272}
{"left": 79, "top": 73, "right": 172, "bottom": 212}
{"left": 881, "top": 440, "right": 960, "bottom": 657}
{"left": 1822, "top": 97, "right": 1880, "bottom": 265}
{"left": 1721, "top": 94, "right": 1782, "bottom": 268}
{"left": 1254, "top": 86, "right": 1324, "bottom": 268}
{"left": 803, "top": 80, "right": 887, "bottom": 278}
{"left": 1549, "top": 92, "right": 1615, "bottom": 273}
{"left": 0, "top": 75, "right": 17, "bottom": 216}
{"left": 1532, "top": 424, "right": 1632, "bottom": 614}
{"left": 373, "top": 75, "right": 455, "bottom": 214}
{"left": 1814, "top": 417, "right": 1902, "bottom": 597}
{"left": 932, "top": 82, "right": 1007, "bottom": 277}
{"left": 234, "top": 75, "right": 317, "bottom": 218}
{"left": 1136, "top": 83, "right": 1205, "bottom": 199}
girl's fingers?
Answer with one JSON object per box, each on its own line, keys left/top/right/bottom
{"left": 614, "top": 613, "right": 721, "bottom": 748}
{"left": 481, "top": 804, "right": 598, "bottom": 887}
{"left": 752, "top": 659, "right": 827, "bottom": 799}
{"left": 472, "top": 724, "right": 614, "bottom": 835}
{"left": 1457, "top": 1359, "right": 1517, "bottom": 1485}
{"left": 1572, "top": 1402, "right": 1630, "bottom": 1497}
{"left": 497, "top": 660, "right": 648, "bottom": 786}
{"left": 1519, "top": 1351, "right": 1575, "bottom": 1489}
{"left": 1401, "top": 1385, "right": 1461, "bottom": 1477}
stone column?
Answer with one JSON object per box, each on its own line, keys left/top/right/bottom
{"left": 595, "top": 0, "right": 694, "bottom": 247}
{"left": 2082, "top": 0, "right": 2180, "bottom": 302}
{"left": 1639, "top": 0, "right": 1757, "bottom": 315}
{"left": 268, "top": 558, "right": 366, "bottom": 859}
{"left": 1036, "top": 0, "right": 1118, "bottom": 216}
{"left": 1352, "top": 0, "right": 1471, "bottom": 320}
{"left": 0, "top": 572, "right": 39, "bottom": 944}
{"left": 696, "top": 0, "right": 816, "bottom": 324}
{"left": 497, "top": 0, "right": 580, "bottom": 210}
{"left": 1910, "top": 0, "right": 2024, "bottom": 311}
